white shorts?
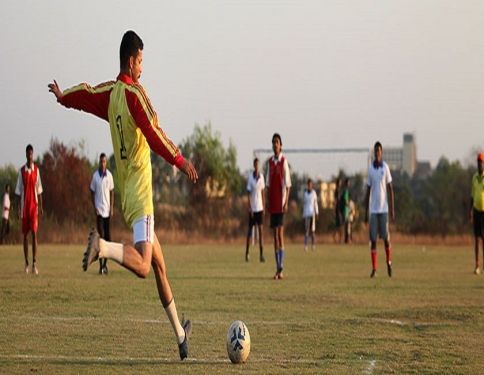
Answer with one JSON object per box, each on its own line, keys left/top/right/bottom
{"left": 132, "top": 215, "right": 155, "bottom": 244}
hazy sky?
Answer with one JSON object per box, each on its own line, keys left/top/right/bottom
{"left": 2, "top": 0, "right": 484, "bottom": 178}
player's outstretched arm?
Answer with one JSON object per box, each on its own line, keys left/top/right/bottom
{"left": 179, "top": 159, "right": 198, "bottom": 184}
{"left": 48, "top": 80, "right": 63, "bottom": 101}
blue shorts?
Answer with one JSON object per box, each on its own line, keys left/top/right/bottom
{"left": 369, "top": 213, "right": 389, "bottom": 242}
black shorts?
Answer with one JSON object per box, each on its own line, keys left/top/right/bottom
{"left": 249, "top": 211, "right": 263, "bottom": 227}
{"left": 270, "top": 213, "right": 284, "bottom": 228}
{"left": 474, "top": 209, "right": 484, "bottom": 238}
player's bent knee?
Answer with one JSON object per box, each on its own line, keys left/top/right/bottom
{"left": 136, "top": 262, "right": 151, "bottom": 279}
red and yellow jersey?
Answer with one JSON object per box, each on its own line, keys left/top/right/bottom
{"left": 59, "top": 74, "right": 185, "bottom": 226}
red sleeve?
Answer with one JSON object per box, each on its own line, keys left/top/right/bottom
{"left": 125, "top": 88, "right": 185, "bottom": 169}
{"left": 59, "top": 82, "right": 114, "bottom": 122}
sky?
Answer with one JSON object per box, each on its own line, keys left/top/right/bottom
{"left": 1, "top": 0, "right": 484, "bottom": 179}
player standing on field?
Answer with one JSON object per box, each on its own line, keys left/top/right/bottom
{"left": 364, "top": 141, "right": 395, "bottom": 278}
{"left": 266, "top": 133, "right": 291, "bottom": 279}
{"left": 48, "top": 30, "right": 198, "bottom": 360}
{"left": 90, "top": 153, "right": 114, "bottom": 275}
{"left": 469, "top": 153, "right": 484, "bottom": 275}
{"left": 245, "top": 157, "right": 265, "bottom": 263}
{"left": 1, "top": 184, "right": 11, "bottom": 244}
{"left": 302, "top": 178, "right": 318, "bottom": 251}
{"left": 341, "top": 178, "right": 351, "bottom": 244}
{"left": 15, "top": 144, "right": 43, "bottom": 275}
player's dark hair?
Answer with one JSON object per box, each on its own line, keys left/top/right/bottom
{"left": 307, "top": 178, "right": 312, "bottom": 184}
{"left": 100, "top": 153, "right": 106, "bottom": 159}
{"left": 374, "top": 141, "right": 382, "bottom": 151}
{"left": 253, "top": 157, "right": 259, "bottom": 165}
{"left": 120, "top": 30, "right": 144, "bottom": 70}
{"left": 26, "top": 144, "right": 33, "bottom": 153}
{"left": 5, "top": 183, "right": 9, "bottom": 190}
{"left": 272, "top": 133, "right": 282, "bottom": 146}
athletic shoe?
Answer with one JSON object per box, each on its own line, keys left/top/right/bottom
{"left": 304, "top": 246, "right": 308, "bottom": 252}
{"left": 273, "top": 272, "right": 279, "bottom": 280}
{"left": 102, "top": 265, "right": 108, "bottom": 275}
{"left": 245, "top": 253, "right": 249, "bottom": 262}
{"left": 474, "top": 267, "right": 481, "bottom": 275}
{"left": 83, "top": 229, "right": 100, "bottom": 271}
{"left": 387, "top": 263, "right": 392, "bottom": 278}
{"left": 24, "top": 264, "right": 29, "bottom": 274}
{"left": 32, "top": 264, "right": 39, "bottom": 276}
{"left": 259, "top": 254, "right": 265, "bottom": 263}
{"left": 370, "top": 269, "right": 376, "bottom": 278}
{"left": 277, "top": 271, "right": 284, "bottom": 280}
{"left": 178, "top": 318, "right": 192, "bottom": 360}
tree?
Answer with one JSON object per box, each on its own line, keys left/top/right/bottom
{"left": 40, "top": 138, "right": 92, "bottom": 223}
{"left": 179, "top": 123, "right": 243, "bottom": 203}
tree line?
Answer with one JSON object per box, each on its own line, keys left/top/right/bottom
{"left": 0, "top": 124, "right": 476, "bottom": 242}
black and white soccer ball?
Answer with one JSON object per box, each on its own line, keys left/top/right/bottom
{"left": 226, "top": 320, "right": 251, "bottom": 364}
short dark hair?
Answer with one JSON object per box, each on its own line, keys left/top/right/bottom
{"left": 374, "top": 141, "right": 382, "bottom": 151}
{"left": 120, "top": 30, "right": 144, "bottom": 70}
{"left": 5, "top": 183, "right": 10, "bottom": 190}
{"left": 100, "top": 153, "right": 107, "bottom": 159}
{"left": 26, "top": 144, "right": 33, "bottom": 153}
{"left": 253, "top": 157, "right": 259, "bottom": 165}
{"left": 272, "top": 133, "right": 282, "bottom": 145}
{"left": 307, "top": 178, "right": 312, "bottom": 184}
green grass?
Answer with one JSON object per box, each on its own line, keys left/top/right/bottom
{"left": 0, "top": 242, "right": 483, "bottom": 374}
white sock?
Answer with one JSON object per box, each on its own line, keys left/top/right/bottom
{"left": 98, "top": 239, "right": 124, "bottom": 264}
{"left": 164, "top": 299, "right": 185, "bottom": 344}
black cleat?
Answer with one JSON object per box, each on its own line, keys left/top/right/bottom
{"left": 370, "top": 269, "right": 376, "bottom": 278}
{"left": 387, "top": 263, "right": 392, "bottom": 278}
{"left": 260, "top": 254, "right": 265, "bottom": 263}
{"left": 83, "top": 229, "right": 100, "bottom": 271}
{"left": 178, "top": 318, "right": 192, "bottom": 360}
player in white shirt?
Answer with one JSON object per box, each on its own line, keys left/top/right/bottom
{"left": 1, "top": 184, "right": 10, "bottom": 244}
{"left": 303, "top": 179, "right": 319, "bottom": 251}
{"left": 364, "top": 142, "right": 395, "bottom": 278}
{"left": 90, "top": 153, "right": 114, "bottom": 275}
{"left": 245, "top": 158, "right": 266, "bottom": 262}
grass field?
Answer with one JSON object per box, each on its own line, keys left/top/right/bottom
{"left": 0, "top": 242, "right": 483, "bottom": 374}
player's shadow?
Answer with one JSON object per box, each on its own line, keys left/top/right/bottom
{"left": 25, "top": 357, "right": 231, "bottom": 367}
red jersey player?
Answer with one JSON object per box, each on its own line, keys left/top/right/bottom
{"left": 266, "top": 133, "right": 291, "bottom": 279}
{"left": 15, "top": 144, "right": 43, "bottom": 275}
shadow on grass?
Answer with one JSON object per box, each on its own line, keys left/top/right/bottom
{"left": 0, "top": 355, "right": 231, "bottom": 367}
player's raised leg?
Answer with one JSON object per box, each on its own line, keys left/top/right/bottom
{"left": 83, "top": 229, "right": 152, "bottom": 279}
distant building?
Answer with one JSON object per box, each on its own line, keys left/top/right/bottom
{"left": 320, "top": 181, "right": 337, "bottom": 209}
{"left": 382, "top": 133, "right": 418, "bottom": 176}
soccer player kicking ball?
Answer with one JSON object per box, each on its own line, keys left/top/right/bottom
{"left": 364, "top": 141, "right": 395, "bottom": 278}
{"left": 266, "top": 133, "right": 291, "bottom": 279}
{"left": 48, "top": 30, "right": 198, "bottom": 360}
